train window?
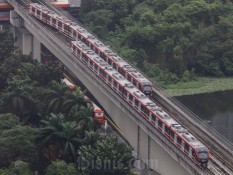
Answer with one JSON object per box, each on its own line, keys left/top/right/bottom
{"left": 133, "top": 79, "right": 137, "bottom": 86}
{"left": 192, "top": 150, "right": 196, "bottom": 157}
{"left": 102, "top": 71, "right": 107, "bottom": 79}
{"left": 129, "top": 94, "right": 133, "bottom": 102}
{"left": 170, "top": 131, "right": 175, "bottom": 139}
{"left": 64, "top": 25, "right": 68, "bottom": 31}
{"left": 32, "top": 8, "right": 35, "bottom": 13}
{"left": 83, "top": 55, "right": 88, "bottom": 63}
{"left": 119, "top": 86, "right": 123, "bottom": 93}
{"left": 94, "top": 64, "right": 98, "bottom": 71}
{"left": 135, "top": 100, "right": 139, "bottom": 107}
{"left": 73, "top": 31, "right": 76, "bottom": 38}
{"left": 127, "top": 75, "right": 131, "bottom": 82}
{"left": 165, "top": 126, "right": 170, "bottom": 134}
{"left": 139, "top": 85, "right": 142, "bottom": 91}
{"left": 36, "top": 10, "right": 40, "bottom": 15}
{"left": 177, "top": 136, "right": 182, "bottom": 146}
{"left": 108, "top": 76, "right": 112, "bottom": 83}
{"left": 77, "top": 49, "right": 81, "bottom": 55}
{"left": 152, "top": 114, "right": 156, "bottom": 122}
{"left": 119, "top": 68, "right": 124, "bottom": 75}
{"left": 67, "top": 27, "right": 71, "bottom": 33}
{"left": 113, "top": 63, "right": 117, "bottom": 69}
{"left": 122, "top": 71, "right": 125, "bottom": 77}
{"left": 90, "top": 60, "right": 93, "bottom": 67}
{"left": 102, "top": 55, "right": 106, "bottom": 61}
{"left": 113, "top": 81, "right": 117, "bottom": 87}
{"left": 52, "top": 18, "right": 56, "bottom": 24}
{"left": 144, "top": 109, "right": 149, "bottom": 116}
{"left": 108, "top": 60, "right": 112, "bottom": 65}
{"left": 78, "top": 34, "right": 82, "bottom": 40}
{"left": 141, "top": 105, "right": 145, "bottom": 113}
{"left": 58, "top": 21, "right": 62, "bottom": 28}
{"left": 158, "top": 120, "right": 162, "bottom": 128}
{"left": 123, "top": 90, "right": 127, "bottom": 97}
{"left": 184, "top": 143, "right": 189, "bottom": 152}
{"left": 42, "top": 13, "right": 46, "bottom": 19}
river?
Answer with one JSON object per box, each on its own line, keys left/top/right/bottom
{"left": 176, "top": 90, "right": 233, "bottom": 143}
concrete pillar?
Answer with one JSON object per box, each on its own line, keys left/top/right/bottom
{"left": 32, "top": 36, "right": 41, "bottom": 62}
{"left": 22, "top": 28, "right": 32, "bottom": 55}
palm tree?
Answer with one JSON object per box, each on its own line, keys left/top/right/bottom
{"left": 74, "top": 104, "right": 100, "bottom": 132}
{"left": 36, "top": 113, "right": 81, "bottom": 162}
{"left": 62, "top": 90, "right": 86, "bottom": 118}
{"left": 1, "top": 86, "right": 36, "bottom": 122}
{"left": 43, "top": 81, "right": 71, "bottom": 114}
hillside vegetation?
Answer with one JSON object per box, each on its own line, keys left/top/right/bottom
{"left": 80, "top": 0, "right": 233, "bottom": 87}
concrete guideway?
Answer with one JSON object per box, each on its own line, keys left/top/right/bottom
{"left": 7, "top": 0, "right": 233, "bottom": 174}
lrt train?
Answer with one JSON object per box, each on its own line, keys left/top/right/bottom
{"left": 69, "top": 39, "right": 209, "bottom": 168}
{"left": 62, "top": 77, "right": 105, "bottom": 125}
{"left": 28, "top": 3, "right": 209, "bottom": 168}
{"left": 28, "top": 3, "right": 153, "bottom": 95}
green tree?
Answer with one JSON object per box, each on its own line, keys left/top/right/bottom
{"left": 43, "top": 81, "right": 71, "bottom": 113}
{"left": 0, "top": 113, "right": 20, "bottom": 131}
{"left": 74, "top": 104, "right": 100, "bottom": 132}
{"left": 1, "top": 84, "right": 36, "bottom": 122}
{"left": 78, "top": 136, "right": 134, "bottom": 175}
{"left": 8, "top": 161, "right": 33, "bottom": 175}
{"left": 45, "top": 160, "right": 81, "bottom": 175}
{"left": 63, "top": 90, "right": 86, "bottom": 118}
{"left": 36, "top": 113, "right": 81, "bottom": 162}
{"left": 0, "top": 125, "right": 38, "bottom": 166}
{"left": 0, "top": 31, "right": 15, "bottom": 62}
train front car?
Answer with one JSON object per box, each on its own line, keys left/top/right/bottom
{"left": 92, "top": 103, "right": 104, "bottom": 125}
{"left": 194, "top": 145, "right": 209, "bottom": 168}
{"left": 181, "top": 132, "right": 209, "bottom": 168}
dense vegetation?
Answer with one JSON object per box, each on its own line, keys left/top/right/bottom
{"left": 80, "top": 0, "right": 233, "bottom": 85}
{"left": 0, "top": 32, "right": 134, "bottom": 175}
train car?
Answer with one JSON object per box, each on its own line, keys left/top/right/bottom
{"left": 70, "top": 40, "right": 209, "bottom": 168}
{"left": 28, "top": 3, "right": 153, "bottom": 95}
{"left": 62, "top": 77, "right": 105, "bottom": 125}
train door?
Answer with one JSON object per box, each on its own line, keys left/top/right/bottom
{"left": 155, "top": 117, "right": 158, "bottom": 128}
{"left": 149, "top": 113, "right": 152, "bottom": 122}
{"left": 174, "top": 134, "right": 177, "bottom": 144}
{"left": 189, "top": 147, "right": 192, "bottom": 157}
{"left": 162, "top": 124, "right": 165, "bottom": 134}
{"left": 181, "top": 141, "right": 185, "bottom": 151}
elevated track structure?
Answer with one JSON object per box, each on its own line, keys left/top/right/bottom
{"left": 6, "top": 0, "right": 233, "bottom": 174}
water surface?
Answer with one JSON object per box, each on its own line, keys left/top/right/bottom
{"left": 176, "top": 90, "right": 233, "bottom": 143}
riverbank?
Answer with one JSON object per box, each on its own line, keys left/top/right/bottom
{"left": 162, "top": 77, "right": 233, "bottom": 96}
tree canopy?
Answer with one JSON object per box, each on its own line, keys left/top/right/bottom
{"left": 80, "top": 0, "right": 233, "bottom": 85}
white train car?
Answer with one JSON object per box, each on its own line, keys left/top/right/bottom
{"left": 29, "top": 3, "right": 153, "bottom": 95}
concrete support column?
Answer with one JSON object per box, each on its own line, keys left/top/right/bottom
{"left": 22, "top": 28, "right": 32, "bottom": 55}
{"left": 32, "top": 36, "right": 41, "bottom": 62}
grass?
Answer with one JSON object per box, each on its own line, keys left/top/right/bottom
{"left": 160, "top": 77, "right": 233, "bottom": 96}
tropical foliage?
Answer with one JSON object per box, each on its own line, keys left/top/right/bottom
{"left": 80, "top": 0, "right": 233, "bottom": 85}
{"left": 0, "top": 31, "right": 134, "bottom": 174}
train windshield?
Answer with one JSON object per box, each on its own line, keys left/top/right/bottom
{"left": 198, "top": 152, "right": 208, "bottom": 159}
